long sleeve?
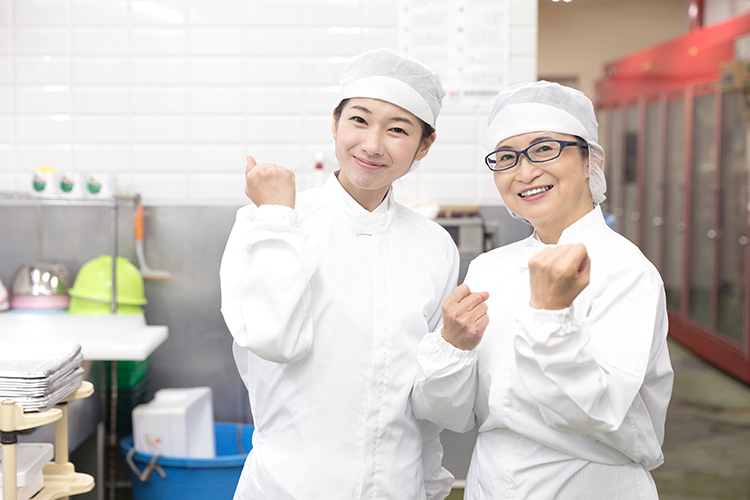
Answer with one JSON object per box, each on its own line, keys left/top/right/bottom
{"left": 513, "top": 266, "right": 668, "bottom": 435}
{"left": 418, "top": 242, "right": 460, "bottom": 497}
{"left": 219, "top": 204, "right": 322, "bottom": 364}
{"left": 420, "top": 420, "right": 455, "bottom": 500}
{"left": 412, "top": 330, "right": 478, "bottom": 433}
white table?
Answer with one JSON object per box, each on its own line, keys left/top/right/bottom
{"left": 0, "top": 314, "right": 167, "bottom": 361}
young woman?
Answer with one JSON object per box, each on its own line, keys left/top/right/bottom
{"left": 412, "top": 81, "right": 674, "bottom": 499}
{"left": 220, "top": 48, "right": 458, "bottom": 500}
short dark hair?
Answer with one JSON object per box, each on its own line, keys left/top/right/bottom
{"left": 334, "top": 98, "right": 435, "bottom": 146}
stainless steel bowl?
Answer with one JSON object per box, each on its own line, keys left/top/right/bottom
{"left": 10, "top": 263, "right": 71, "bottom": 296}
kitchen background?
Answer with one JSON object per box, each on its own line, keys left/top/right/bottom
{"left": 2, "top": 0, "right": 749, "bottom": 498}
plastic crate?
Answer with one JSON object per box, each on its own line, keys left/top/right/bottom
{"left": 112, "top": 374, "right": 150, "bottom": 436}
{"left": 104, "top": 358, "right": 151, "bottom": 389}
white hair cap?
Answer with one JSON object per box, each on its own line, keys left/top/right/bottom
{"left": 482, "top": 81, "right": 607, "bottom": 206}
{"left": 334, "top": 48, "right": 445, "bottom": 129}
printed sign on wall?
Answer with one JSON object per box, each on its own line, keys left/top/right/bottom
{"left": 399, "top": 0, "right": 509, "bottom": 103}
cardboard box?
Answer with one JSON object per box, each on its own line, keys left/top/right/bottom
{"left": 721, "top": 60, "right": 750, "bottom": 91}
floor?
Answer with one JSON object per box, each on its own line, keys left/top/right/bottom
{"left": 446, "top": 339, "right": 750, "bottom": 499}
{"left": 111, "top": 339, "right": 750, "bottom": 500}
{"left": 650, "top": 340, "right": 750, "bottom": 500}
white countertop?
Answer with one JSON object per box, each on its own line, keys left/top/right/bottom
{"left": 0, "top": 313, "right": 168, "bottom": 361}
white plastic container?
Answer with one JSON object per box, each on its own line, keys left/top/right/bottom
{"left": 0, "top": 471, "right": 44, "bottom": 500}
{"left": 132, "top": 387, "right": 215, "bottom": 459}
{"left": 0, "top": 443, "right": 53, "bottom": 500}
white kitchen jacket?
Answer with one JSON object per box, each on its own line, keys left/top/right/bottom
{"left": 412, "top": 205, "right": 674, "bottom": 500}
{"left": 220, "top": 172, "right": 459, "bottom": 500}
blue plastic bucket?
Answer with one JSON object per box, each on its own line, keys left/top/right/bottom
{"left": 120, "top": 422, "right": 254, "bottom": 500}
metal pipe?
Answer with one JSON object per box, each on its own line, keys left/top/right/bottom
{"left": 108, "top": 361, "right": 119, "bottom": 500}
{"left": 0, "top": 192, "right": 140, "bottom": 207}
{"left": 110, "top": 204, "right": 118, "bottom": 315}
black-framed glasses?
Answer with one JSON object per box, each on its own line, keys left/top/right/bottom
{"left": 485, "top": 139, "right": 587, "bottom": 172}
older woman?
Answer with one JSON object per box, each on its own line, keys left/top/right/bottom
{"left": 412, "top": 81, "right": 674, "bottom": 499}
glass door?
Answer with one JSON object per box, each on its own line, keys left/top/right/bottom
{"left": 622, "top": 107, "right": 640, "bottom": 244}
{"left": 689, "top": 90, "right": 718, "bottom": 329}
{"left": 605, "top": 109, "right": 623, "bottom": 226}
{"left": 643, "top": 100, "right": 664, "bottom": 269}
{"left": 717, "top": 90, "right": 748, "bottom": 345}
{"left": 664, "top": 97, "right": 686, "bottom": 312}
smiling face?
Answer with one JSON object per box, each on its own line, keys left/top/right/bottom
{"left": 332, "top": 97, "right": 434, "bottom": 211}
{"left": 492, "top": 131, "right": 593, "bottom": 244}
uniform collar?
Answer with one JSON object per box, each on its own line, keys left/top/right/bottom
{"left": 323, "top": 171, "right": 397, "bottom": 235}
{"left": 519, "top": 205, "right": 606, "bottom": 267}
{"left": 554, "top": 205, "right": 606, "bottom": 245}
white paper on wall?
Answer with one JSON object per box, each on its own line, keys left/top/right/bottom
{"left": 398, "top": 0, "right": 509, "bottom": 104}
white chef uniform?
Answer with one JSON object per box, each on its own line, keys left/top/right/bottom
{"left": 220, "top": 172, "right": 459, "bottom": 500}
{"left": 412, "top": 205, "right": 674, "bottom": 500}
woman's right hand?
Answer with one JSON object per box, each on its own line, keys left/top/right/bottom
{"left": 245, "top": 155, "right": 296, "bottom": 208}
{"left": 441, "top": 284, "right": 490, "bottom": 351}
{"left": 528, "top": 243, "right": 590, "bottom": 310}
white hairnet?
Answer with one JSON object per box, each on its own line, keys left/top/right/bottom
{"left": 482, "top": 81, "right": 607, "bottom": 211}
{"left": 333, "top": 48, "right": 445, "bottom": 172}
{"left": 334, "top": 48, "right": 445, "bottom": 128}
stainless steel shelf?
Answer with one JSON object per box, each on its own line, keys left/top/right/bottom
{"left": 0, "top": 192, "right": 140, "bottom": 208}
{"left": 2, "top": 191, "right": 141, "bottom": 500}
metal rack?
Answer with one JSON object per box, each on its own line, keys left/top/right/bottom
{"left": 0, "top": 381, "right": 95, "bottom": 500}
{"left": 0, "top": 192, "right": 141, "bottom": 500}
{"left": 0, "top": 192, "right": 141, "bottom": 315}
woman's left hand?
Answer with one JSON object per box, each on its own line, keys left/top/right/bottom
{"left": 528, "top": 243, "right": 590, "bottom": 310}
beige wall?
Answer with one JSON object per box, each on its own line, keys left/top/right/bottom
{"left": 538, "top": 0, "right": 690, "bottom": 102}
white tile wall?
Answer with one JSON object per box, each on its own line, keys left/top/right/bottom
{"left": 15, "top": 57, "right": 69, "bottom": 84}
{"left": 0, "top": 86, "right": 9, "bottom": 112}
{"left": 189, "top": 2, "right": 245, "bottom": 26}
{"left": 1, "top": 0, "right": 536, "bottom": 206}
{"left": 0, "top": 146, "right": 11, "bottom": 171}
{"left": 14, "top": 1, "right": 68, "bottom": 26}
{"left": 15, "top": 86, "right": 70, "bottom": 113}
{"left": 0, "top": 29, "right": 10, "bottom": 53}
{"left": 0, "top": 115, "right": 12, "bottom": 141}
{"left": 132, "top": 29, "right": 184, "bottom": 54}
{"left": 73, "top": 87, "right": 129, "bottom": 114}
{"left": 0, "top": 58, "right": 9, "bottom": 84}
{"left": 16, "top": 144, "right": 72, "bottom": 171}
{"left": 72, "top": 29, "right": 129, "bottom": 55}
{"left": 133, "top": 145, "right": 186, "bottom": 172}
{"left": 71, "top": 1, "right": 128, "bottom": 26}
{"left": 132, "top": 87, "right": 185, "bottom": 113}
{"left": 75, "top": 145, "right": 129, "bottom": 171}
{"left": 0, "top": 2, "right": 10, "bottom": 26}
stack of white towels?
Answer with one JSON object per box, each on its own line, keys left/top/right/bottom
{"left": 0, "top": 342, "right": 84, "bottom": 412}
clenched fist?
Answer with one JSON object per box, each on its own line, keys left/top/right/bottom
{"left": 441, "top": 284, "right": 490, "bottom": 351}
{"left": 528, "top": 243, "right": 590, "bottom": 310}
{"left": 245, "top": 155, "right": 296, "bottom": 208}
